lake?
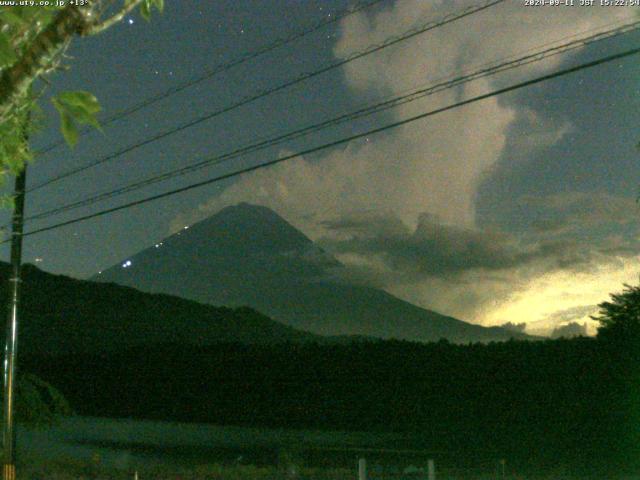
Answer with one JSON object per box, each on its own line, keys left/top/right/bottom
{"left": 18, "top": 416, "right": 410, "bottom": 470}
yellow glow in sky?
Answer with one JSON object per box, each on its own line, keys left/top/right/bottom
{"left": 483, "top": 255, "right": 640, "bottom": 336}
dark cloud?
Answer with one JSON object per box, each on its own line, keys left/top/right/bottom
{"left": 529, "top": 217, "right": 569, "bottom": 234}
{"left": 480, "top": 191, "right": 640, "bottom": 277}
{"left": 320, "top": 213, "right": 409, "bottom": 238}
{"left": 543, "top": 305, "right": 598, "bottom": 324}
{"left": 550, "top": 322, "right": 589, "bottom": 339}
{"left": 320, "top": 212, "right": 590, "bottom": 280}
{"left": 500, "top": 322, "right": 527, "bottom": 333}
{"left": 518, "top": 192, "right": 640, "bottom": 230}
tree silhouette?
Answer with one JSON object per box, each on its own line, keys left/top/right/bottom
{"left": 592, "top": 283, "right": 640, "bottom": 344}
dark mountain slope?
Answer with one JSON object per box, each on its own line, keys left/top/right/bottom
{"left": 94, "top": 203, "right": 531, "bottom": 343}
{"left": 0, "top": 262, "right": 317, "bottom": 355}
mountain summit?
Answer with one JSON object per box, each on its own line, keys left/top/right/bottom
{"left": 94, "top": 203, "right": 529, "bottom": 343}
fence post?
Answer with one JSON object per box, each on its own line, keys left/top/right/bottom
{"left": 427, "top": 459, "right": 435, "bottom": 480}
{"left": 358, "top": 457, "right": 367, "bottom": 480}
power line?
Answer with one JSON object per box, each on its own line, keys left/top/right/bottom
{"left": 10, "top": 44, "right": 640, "bottom": 243}
{"left": 23, "top": 19, "right": 640, "bottom": 223}
{"left": 28, "top": 0, "right": 505, "bottom": 193}
{"left": 26, "top": 20, "right": 636, "bottom": 220}
{"left": 36, "top": 0, "right": 391, "bottom": 156}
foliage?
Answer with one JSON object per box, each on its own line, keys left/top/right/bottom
{"left": 23, "top": 336, "right": 640, "bottom": 476}
{"left": 3, "top": 262, "right": 638, "bottom": 475}
{"left": 51, "top": 90, "right": 101, "bottom": 147}
{"left": 13, "top": 373, "right": 72, "bottom": 426}
{"left": 0, "top": 262, "right": 315, "bottom": 356}
{"left": 0, "top": 0, "right": 163, "bottom": 430}
{"left": 0, "top": 372, "right": 71, "bottom": 440}
{"left": 19, "top": 458, "right": 351, "bottom": 480}
{"left": 141, "top": 0, "right": 165, "bottom": 21}
{"left": 592, "top": 282, "right": 640, "bottom": 343}
{"left": 0, "top": 6, "right": 65, "bottom": 173}
{"left": 0, "top": 0, "right": 163, "bottom": 177}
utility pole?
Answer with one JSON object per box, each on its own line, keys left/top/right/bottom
{"left": 2, "top": 164, "right": 27, "bottom": 480}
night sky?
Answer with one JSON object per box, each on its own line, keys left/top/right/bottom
{"left": 3, "top": 0, "right": 640, "bottom": 336}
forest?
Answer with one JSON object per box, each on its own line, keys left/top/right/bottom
{"left": 22, "top": 332, "right": 639, "bottom": 477}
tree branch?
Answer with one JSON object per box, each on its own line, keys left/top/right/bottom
{"left": 0, "top": 1, "right": 146, "bottom": 121}
{"left": 84, "top": 0, "right": 144, "bottom": 35}
{"left": 0, "top": 6, "right": 90, "bottom": 120}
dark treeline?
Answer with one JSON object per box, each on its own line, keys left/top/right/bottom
{"left": 23, "top": 335, "right": 639, "bottom": 476}
{"left": 0, "top": 263, "right": 319, "bottom": 355}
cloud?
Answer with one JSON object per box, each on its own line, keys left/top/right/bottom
{"left": 507, "top": 192, "right": 640, "bottom": 265}
{"left": 484, "top": 189, "right": 640, "bottom": 336}
{"left": 315, "top": 210, "right": 629, "bottom": 333}
{"left": 506, "top": 109, "right": 573, "bottom": 153}
{"left": 517, "top": 192, "right": 640, "bottom": 235}
{"left": 320, "top": 212, "right": 407, "bottom": 236}
{"left": 178, "top": 2, "right": 633, "bottom": 235}
{"left": 169, "top": 3, "right": 637, "bottom": 335}
{"left": 319, "top": 211, "right": 590, "bottom": 279}
{"left": 550, "top": 322, "right": 589, "bottom": 339}
{"left": 544, "top": 305, "right": 599, "bottom": 325}
{"left": 333, "top": 1, "right": 633, "bottom": 96}
{"left": 500, "top": 322, "right": 527, "bottom": 334}
{"left": 316, "top": 202, "right": 640, "bottom": 336}
{"left": 482, "top": 256, "right": 640, "bottom": 335}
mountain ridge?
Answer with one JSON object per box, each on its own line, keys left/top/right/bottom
{"left": 0, "top": 262, "right": 322, "bottom": 355}
{"left": 94, "top": 203, "right": 532, "bottom": 343}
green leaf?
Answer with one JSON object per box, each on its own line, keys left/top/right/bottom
{"left": 56, "top": 91, "right": 101, "bottom": 114}
{"left": 52, "top": 98, "right": 79, "bottom": 147}
{"left": 140, "top": 0, "right": 163, "bottom": 21}
{"left": 52, "top": 91, "right": 101, "bottom": 147}
{"left": 0, "top": 11, "right": 27, "bottom": 28}
{"left": 2, "top": 7, "right": 45, "bottom": 30}
{"left": 60, "top": 110, "right": 79, "bottom": 147}
{"left": 0, "top": 111, "right": 32, "bottom": 174}
{"left": 0, "top": 195, "right": 15, "bottom": 211}
{"left": 152, "top": 0, "right": 164, "bottom": 13}
{"left": 140, "top": 0, "right": 152, "bottom": 21}
{"left": 0, "top": 33, "right": 17, "bottom": 68}
{"left": 57, "top": 91, "right": 101, "bottom": 128}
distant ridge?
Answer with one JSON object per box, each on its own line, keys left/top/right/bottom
{"left": 94, "top": 203, "right": 532, "bottom": 344}
{"left": 0, "top": 262, "right": 318, "bottom": 355}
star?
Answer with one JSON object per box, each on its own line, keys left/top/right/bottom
{"left": 128, "top": 18, "right": 134, "bottom": 25}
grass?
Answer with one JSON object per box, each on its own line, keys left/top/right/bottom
{"left": 16, "top": 457, "right": 353, "bottom": 480}
{"left": 12, "top": 454, "right": 640, "bottom": 479}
